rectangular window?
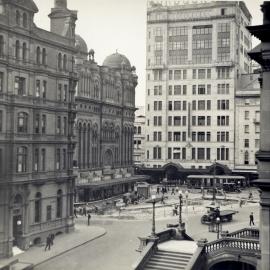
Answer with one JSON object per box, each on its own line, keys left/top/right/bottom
{"left": 182, "top": 85, "right": 187, "bottom": 95}
{"left": 0, "top": 72, "right": 3, "bottom": 92}
{"left": 168, "top": 147, "right": 172, "bottom": 159}
{"left": 244, "top": 111, "right": 249, "bottom": 120}
{"left": 183, "top": 70, "right": 187, "bottom": 79}
{"left": 56, "top": 149, "right": 61, "bottom": 170}
{"left": 198, "top": 100, "right": 205, "bottom": 110}
{"left": 192, "top": 69, "right": 196, "bottom": 79}
{"left": 197, "top": 148, "right": 205, "bottom": 159}
{"left": 35, "top": 114, "right": 40, "bottom": 134}
{"left": 58, "top": 84, "right": 62, "bottom": 101}
{"left": 36, "top": 80, "right": 40, "bottom": 97}
{"left": 244, "top": 139, "right": 249, "bottom": 148}
{"left": 57, "top": 116, "right": 61, "bottom": 134}
{"left": 174, "top": 70, "right": 181, "bottom": 80}
{"left": 192, "top": 148, "right": 196, "bottom": 159}
{"left": 245, "top": 125, "right": 249, "bottom": 133}
{"left": 168, "top": 132, "right": 172, "bottom": 141}
{"left": 41, "top": 115, "right": 46, "bottom": 134}
{"left": 192, "top": 100, "right": 196, "bottom": 110}
{"left": 168, "top": 85, "right": 172, "bottom": 95}
{"left": 182, "top": 101, "right": 187, "bottom": 111}
{"left": 169, "top": 70, "right": 173, "bottom": 80}
{"left": 63, "top": 117, "right": 67, "bottom": 136}
{"left": 174, "top": 116, "right": 181, "bottom": 126}
{"left": 64, "top": 85, "right": 68, "bottom": 102}
{"left": 41, "top": 149, "right": 46, "bottom": 171}
{"left": 192, "top": 85, "right": 196, "bottom": 95}
{"left": 63, "top": 149, "right": 67, "bottom": 169}
{"left": 0, "top": 110, "right": 2, "bottom": 132}
{"left": 174, "top": 85, "right": 181, "bottom": 95}
{"left": 42, "top": 81, "right": 47, "bottom": 99}
{"left": 182, "top": 148, "right": 186, "bottom": 159}
{"left": 46, "top": 205, "right": 52, "bottom": 221}
{"left": 198, "top": 85, "right": 205, "bottom": 95}
{"left": 34, "top": 148, "right": 39, "bottom": 172}
{"left": 174, "top": 101, "right": 181, "bottom": 110}
{"left": 15, "top": 77, "right": 26, "bottom": 96}
{"left": 207, "top": 69, "right": 211, "bottom": 79}
{"left": 198, "top": 69, "right": 206, "bottom": 79}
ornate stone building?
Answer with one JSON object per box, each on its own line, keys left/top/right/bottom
{"left": 74, "top": 38, "right": 145, "bottom": 202}
{"left": 0, "top": 0, "right": 77, "bottom": 258}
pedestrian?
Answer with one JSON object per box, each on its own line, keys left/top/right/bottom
{"left": 88, "top": 213, "right": 91, "bottom": 226}
{"left": 74, "top": 208, "right": 78, "bottom": 218}
{"left": 249, "top": 212, "right": 255, "bottom": 226}
{"left": 173, "top": 205, "right": 178, "bottom": 216}
{"left": 171, "top": 188, "right": 175, "bottom": 195}
{"left": 83, "top": 206, "right": 87, "bottom": 216}
{"left": 249, "top": 192, "right": 253, "bottom": 200}
{"left": 156, "top": 187, "right": 160, "bottom": 194}
{"left": 50, "top": 233, "right": 54, "bottom": 246}
{"left": 176, "top": 186, "right": 179, "bottom": 193}
{"left": 44, "top": 235, "right": 51, "bottom": 251}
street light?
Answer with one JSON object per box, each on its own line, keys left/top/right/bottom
{"left": 178, "top": 190, "right": 183, "bottom": 227}
{"left": 216, "top": 217, "right": 221, "bottom": 239}
{"left": 212, "top": 160, "right": 217, "bottom": 203}
{"left": 185, "top": 190, "right": 189, "bottom": 214}
{"left": 146, "top": 194, "right": 162, "bottom": 237}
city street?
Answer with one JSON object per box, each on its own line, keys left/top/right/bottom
{"left": 35, "top": 199, "right": 259, "bottom": 270}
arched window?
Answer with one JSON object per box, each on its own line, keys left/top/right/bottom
{"left": 14, "top": 194, "right": 23, "bottom": 205}
{"left": 42, "top": 48, "right": 46, "bottom": 65}
{"left": 22, "top": 42, "right": 27, "bottom": 61}
{"left": 17, "top": 146, "right": 27, "bottom": 172}
{"left": 56, "top": 189, "right": 63, "bottom": 218}
{"left": 16, "top": 10, "right": 20, "bottom": 25}
{"left": 63, "top": 54, "right": 67, "bottom": 71}
{"left": 34, "top": 192, "right": 41, "bottom": 223}
{"left": 15, "top": 40, "right": 20, "bottom": 59}
{"left": 58, "top": 53, "right": 62, "bottom": 70}
{"left": 0, "top": 35, "right": 4, "bottom": 57}
{"left": 22, "top": 12, "right": 27, "bottom": 28}
{"left": 17, "top": 112, "right": 28, "bottom": 133}
{"left": 36, "top": 46, "right": 41, "bottom": 64}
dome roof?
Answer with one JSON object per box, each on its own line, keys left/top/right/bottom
{"left": 75, "top": 35, "right": 88, "bottom": 54}
{"left": 103, "top": 52, "right": 131, "bottom": 69}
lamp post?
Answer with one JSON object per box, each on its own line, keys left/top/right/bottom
{"left": 146, "top": 195, "right": 162, "bottom": 237}
{"left": 216, "top": 217, "right": 221, "bottom": 239}
{"left": 185, "top": 190, "right": 189, "bottom": 215}
{"left": 178, "top": 190, "right": 183, "bottom": 227}
{"left": 212, "top": 160, "right": 217, "bottom": 203}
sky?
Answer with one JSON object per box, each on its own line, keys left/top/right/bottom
{"left": 34, "top": 0, "right": 264, "bottom": 107}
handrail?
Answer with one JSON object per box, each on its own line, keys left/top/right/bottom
{"left": 186, "top": 246, "right": 204, "bottom": 270}
{"left": 223, "top": 228, "right": 259, "bottom": 239}
{"left": 205, "top": 237, "right": 260, "bottom": 254}
{"left": 132, "top": 241, "right": 156, "bottom": 270}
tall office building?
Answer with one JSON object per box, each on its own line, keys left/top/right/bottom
{"left": 144, "top": 1, "right": 252, "bottom": 174}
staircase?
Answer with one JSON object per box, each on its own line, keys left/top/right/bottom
{"left": 144, "top": 250, "right": 193, "bottom": 270}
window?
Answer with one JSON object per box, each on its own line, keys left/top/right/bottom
{"left": 0, "top": 36, "right": 4, "bottom": 58}
{"left": 36, "top": 80, "right": 40, "bottom": 97}
{"left": 207, "top": 116, "right": 211, "bottom": 126}
{"left": 22, "top": 13, "right": 27, "bottom": 28}
{"left": 217, "top": 67, "right": 230, "bottom": 79}
{"left": 64, "top": 85, "right": 68, "bottom": 102}
{"left": 63, "top": 149, "right": 67, "bottom": 169}
{"left": 0, "top": 110, "right": 2, "bottom": 132}
{"left": 22, "top": 42, "right": 27, "bottom": 61}
{"left": 182, "top": 101, "right": 187, "bottom": 111}
{"left": 168, "top": 147, "right": 172, "bottom": 159}
{"left": 34, "top": 192, "right": 42, "bottom": 223}
{"left": 217, "top": 100, "right": 229, "bottom": 110}
{"left": 244, "top": 111, "right": 249, "bottom": 120}
{"left": 46, "top": 205, "right": 52, "bottom": 221}
{"left": 57, "top": 116, "right": 61, "bottom": 134}
{"left": 36, "top": 46, "right": 41, "bottom": 64}
{"left": 182, "top": 148, "right": 186, "bottom": 159}
{"left": 192, "top": 69, "right": 196, "bottom": 79}
{"left": 198, "top": 69, "right": 206, "bottom": 79}
{"left": 217, "top": 147, "right": 229, "bottom": 160}
{"left": 174, "top": 116, "right": 181, "bottom": 126}
{"left": 169, "top": 70, "right": 173, "bottom": 80}
{"left": 198, "top": 100, "right": 205, "bottom": 110}
{"left": 41, "top": 115, "right": 46, "bottom": 134}
{"left": 244, "top": 151, "right": 249, "bottom": 165}
{"left": 15, "top": 40, "right": 20, "bottom": 59}
{"left": 42, "top": 81, "right": 47, "bottom": 99}
{"left": 58, "top": 53, "right": 62, "bottom": 70}
{"left": 183, "top": 85, "right": 187, "bottom": 95}
{"left": 207, "top": 69, "right": 211, "bottom": 79}
{"left": 63, "top": 117, "right": 67, "bottom": 136}
{"left": 245, "top": 125, "right": 249, "bottom": 133}
{"left": 174, "top": 101, "right": 181, "bottom": 110}
{"left": 42, "top": 48, "right": 46, "bottom": 65}
{"left": 34, "top": 114, "right": 40, "bottom": 133}
{"left": 15, "top": 76, "right": 26, "bottom": 96}
{"left": 192, "top": 85, "right": 196, "bottom": 95}
{"left": 17, "top": 146, "right": 27, "bottom": 172}
{"left": 56, "top": 149, "right": 61, "bottom": 170}
{"left": 41, "top": 149, "right": 46, "bottom": 171}
{"left": 174, "top": 85, "right": 181, "bottom": 95}
{"left": 16, "top": 10, "right": 20, "bottom": 25}
{"left": 198, "top": 85, "right": 205, "bottom": 95}
{"left": 34, "top": 148, "right": 39, "bottom": 171}
{"left": 153, "top": 146, "right": 162, "bottom": 159}
{"left": 174, "top": 70, "right": 181, "bottom": 80}
{"left": 57, "top": 84, "right": 62, "bottom": 101}
{"left": 255, "top": 139, "right": 260, "bottom": 148}
{"left": 244, "top": 139, "right": 249, "bottom": 148}
{"left": 197, "top": 148, "right": 205, "bottom": 159}
{"left": 63, "top": 54, "right": 67, "bottom": 70}
{"left": 17, "top": 112, "right": 28, "bottom": 133}
{"left": 217, "top": 116, "right": 229, "bottom": 126}
{"left": 56, "top": 190, "right": 63, "bottom": 218}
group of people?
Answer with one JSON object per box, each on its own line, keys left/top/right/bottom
{"left": 44, "top": 233, "right": 55, "bottom": 251}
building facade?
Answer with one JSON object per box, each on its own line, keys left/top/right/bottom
{"left": 0, "top": 0, "right": 77, "bottom": 258}
{"left": 74, "top": 38, "right": 145, "bottom": 202}
{"left": 134, "top": 106, "right": 146, "bottom": 166}
{"left": 144, "top": 1, "right": 253, "bottom": 173}
{"left": 234, "top": 73, "right": 260, "bottom": 173}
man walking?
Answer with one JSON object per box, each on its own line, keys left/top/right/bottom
{"left": 88, "top": 213, "right": 91, "bottom": 226}
{"left": 249, "top": 212, "right": 255, "bottom": 226}
{"left": 45, "top": 235, "right": 51, "bottom": 251}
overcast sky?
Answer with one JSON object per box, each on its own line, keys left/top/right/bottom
{"left": 34, "top": 0, "right": 264, "bottom": 107}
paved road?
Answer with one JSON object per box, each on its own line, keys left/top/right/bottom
{"left": 35, "top": 202, "right": 259, "bottom": 270}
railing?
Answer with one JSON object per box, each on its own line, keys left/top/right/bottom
{"left": 205, "top": 238, "right": 260, "bottom": 254}
{"left": 30, "top": 218, "right": 67, "bottom": 233}
{"left": 132, "top": 241, "right": 156, "bottom": 270}
{"left": 223, "top": 228, "right": 259, "bottom": 239}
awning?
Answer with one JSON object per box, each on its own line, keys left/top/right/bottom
{"left": 187, "top": 175, "right": 245, "bottom": 180}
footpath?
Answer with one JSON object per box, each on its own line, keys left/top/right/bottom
{"left": 0, "top": 222, "right": 106, "bottom": 270}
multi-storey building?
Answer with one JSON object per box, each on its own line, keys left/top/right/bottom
{"left": 0, "top": 0, "right": 77, "bottom": 258}
{"left": 234, "top": 72, "right": 260, "bottom": 173}
{"left": 134, "top": 106, "right": 146, "bottom": 166}
{"left": 144, "top": 1, "right": 252, "bottom": 177}
{"left": 74, "top": 38, "right": 146, "bottom": 202}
